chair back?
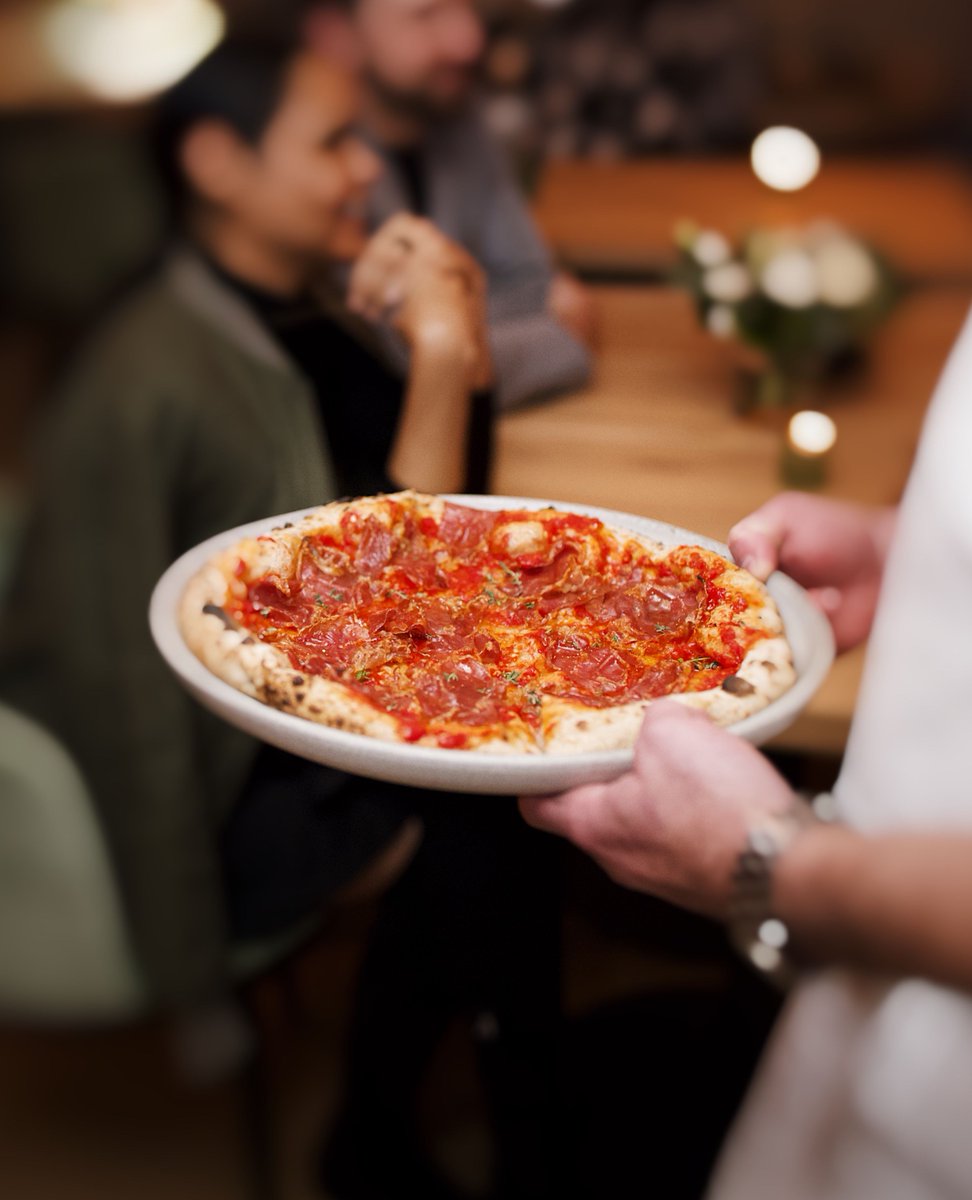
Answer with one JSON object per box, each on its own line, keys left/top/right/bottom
{"left": 0, "top": 703, "right": 146, "bottom": 1021}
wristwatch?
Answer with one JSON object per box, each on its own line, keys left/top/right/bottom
{"left": 728, "top": 794, "right": 833, "bottom": 987}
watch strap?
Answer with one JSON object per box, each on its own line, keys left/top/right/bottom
{"left": 728, "top": 795, "right": 824, "bottom": 987}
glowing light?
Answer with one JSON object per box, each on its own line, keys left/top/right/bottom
{"left": 751, "top": 126, "right": 821, "bottom": 193}
{"left": 44, "top": 0, "right": 225, "bottom": 102}
{"left": 788, "top": 411, "right": 837, "bottom": 457}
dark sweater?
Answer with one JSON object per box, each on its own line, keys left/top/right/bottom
{"left": 0, "top": 252, "right": 336, "bottom": 1004}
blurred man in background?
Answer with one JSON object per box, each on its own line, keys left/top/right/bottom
{"left": 302, "top": 0, "right": 597, "bottom": 410}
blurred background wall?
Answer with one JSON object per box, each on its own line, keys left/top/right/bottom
{"left": 3, "top": 0, "right": 971, "bottom": 321}
{"left": 1, "top": 0, "right": 971, "bottom": 536}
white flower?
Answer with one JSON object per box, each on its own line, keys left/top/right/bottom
{"left": 693, "top": 230, "right": 732, "bottom": 268}
{"left": 760, "top": 250, "right": 819, "bottom": 308}
{"left": 816, "top": 239, "right": 879, "bottom": 308}
{"left": 706, "top": 304, "right": 737, "bottom": 339}
{"left": 703, "top": 262, "right": 753, "bottom": 303}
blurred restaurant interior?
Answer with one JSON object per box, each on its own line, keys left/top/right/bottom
{"left": 1, "top": 1, "right": 972, "bottom": 1198}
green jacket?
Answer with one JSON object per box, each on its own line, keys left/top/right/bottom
{"left": 0, "top": 249, "right": 337, "bottom": 1005}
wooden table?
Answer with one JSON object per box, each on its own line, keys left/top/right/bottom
{"left": 495, "top": 284, "right": 972, "bottom": 754}
{"left": 533, "top": 158, "right": 972, "bottom": 283}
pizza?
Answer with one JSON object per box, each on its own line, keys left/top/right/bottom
{"left": 179, "top": 491, "right": 795, "bottom": 754}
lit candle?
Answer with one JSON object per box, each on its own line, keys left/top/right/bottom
{"left": 781, "top": 410, "right": 837, "bottom": 488}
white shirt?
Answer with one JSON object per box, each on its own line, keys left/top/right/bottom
{"left": 709, "top": 312, "right": 972, "bottom": 1200}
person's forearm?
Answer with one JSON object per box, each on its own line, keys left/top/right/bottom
{"left": 774, "top": 824, "right": 972, "bottom": 993}
{"left": 387, "top": 330, "right": 473, "bottom": 494}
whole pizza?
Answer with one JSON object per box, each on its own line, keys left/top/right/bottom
{"left": 179, "top": 492, "right": 796, "bottom": 754}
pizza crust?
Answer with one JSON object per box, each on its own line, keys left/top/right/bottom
{"left": 178, "top": 492, "right": 797, "bottom": 755}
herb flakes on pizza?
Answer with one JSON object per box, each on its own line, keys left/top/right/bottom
{"left": 179, "top": 492, "right": 796, "bottom": 754}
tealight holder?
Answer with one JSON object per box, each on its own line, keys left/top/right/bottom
{"left": 780, "top": 410, "right": 837, "bottom": 488}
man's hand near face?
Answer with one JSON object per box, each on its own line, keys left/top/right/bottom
{"left": 348, "top": 213, "right": 492, "bottom": 389}
{"left": 348, "top": 213, "right": 492, "bottom": 492}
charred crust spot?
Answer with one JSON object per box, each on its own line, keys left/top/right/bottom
{"left": 576, "top": 719, "right": 589, "bottom": 731}
{"left": 722, "top": 675, "right": 756, "bottom": 696}
{"left": 242, "top": 637, "right": 255, "bottom": 645}
{"left": 292, "top": 675, "right": 305, "bottom": 686}
{"left": 295, "top": 692, "right": 305, "bottom": 703}
{"left": 260, "top": 682, "right": 291, "bottom": 706}
{"left": 202, "top": 603, "right": 240, "bottom": 631}
{"left": 309, "top": 706, "right": 321, "bottom": 715}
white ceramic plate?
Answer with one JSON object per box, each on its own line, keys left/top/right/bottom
{"left": 150, "top": 495, "right": 835, "bottom": 795}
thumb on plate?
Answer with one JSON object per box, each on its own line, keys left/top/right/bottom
{"left": 727, "top": 516, "right": 784, "bottom": 581}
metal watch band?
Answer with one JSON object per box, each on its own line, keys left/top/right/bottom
{"left": 728, "top": 794, "right": 827, "bottom": 988}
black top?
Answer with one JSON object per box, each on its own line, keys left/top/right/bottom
{"left": 390, "top": 146, "right": 428, "bottom": 215}
{"left": 210, "top": 267, "right": 492, "bottom": 498}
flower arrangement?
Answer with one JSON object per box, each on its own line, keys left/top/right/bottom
{"left": 675, "top": 220, "right": 898, "bottom": 409}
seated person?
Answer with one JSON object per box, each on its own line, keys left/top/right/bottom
{"left": 302, "top": 0, "right": 597, "bottom": 409}
{"left": 0, "top": 39, "right": 560, "bottom": 1197}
